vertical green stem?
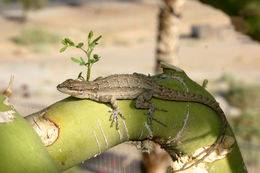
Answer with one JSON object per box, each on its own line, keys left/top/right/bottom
{"left": 86, "top": 44, "right": 93, "bottom": 81}
{"left": 86, "top": 47, "right": 91, "bottom": 81}
{"left": 86, "top": 64, "right": 91, "bottom": 81}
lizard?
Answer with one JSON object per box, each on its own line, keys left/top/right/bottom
{"left": 57, "top": 73, "right": 227, "bottom": 172}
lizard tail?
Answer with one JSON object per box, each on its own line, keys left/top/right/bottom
{"left": 154, "top": 88, "right": 227, "bottom": 172}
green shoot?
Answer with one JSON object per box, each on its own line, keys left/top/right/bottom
{"left": 60, "top": 31, "right": 102, "bottom": 81}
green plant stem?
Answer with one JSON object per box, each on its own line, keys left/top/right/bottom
{"left": 77, "top": 47, "right": 90, "bottom": 81}
{"left": 0, "top": 95, "right": 59, "bottom": 173}
{"left": 85, "top": 46, "right": 93, "bottom": 81}
{"left": 79, "top": 47, "right": 87, "bottom": 55}
{"left": 86, "top": 63, "right": 91, "bottom": 81}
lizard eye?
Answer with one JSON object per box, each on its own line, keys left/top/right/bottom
{"left": 68, "top": 86, "right": 73, "bottom": 90}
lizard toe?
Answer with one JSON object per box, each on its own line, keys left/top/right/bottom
{"left": 109, "top": 109, "right": 124, "bottom": 129}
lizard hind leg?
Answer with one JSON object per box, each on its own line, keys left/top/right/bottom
{"left": 136, "top": 90, "right": 167, "bottom": 129}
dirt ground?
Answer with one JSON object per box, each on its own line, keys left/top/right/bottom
{"left": 0, "top": 0, "right": 259, "bottom": 172}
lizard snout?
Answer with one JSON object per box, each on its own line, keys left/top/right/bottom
{"left": 57, "top": 83, "right": 66, "bottom": 92}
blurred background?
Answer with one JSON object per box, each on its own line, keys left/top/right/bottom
{"left": 0, "top": 0, "right": 259, "bottom": 172}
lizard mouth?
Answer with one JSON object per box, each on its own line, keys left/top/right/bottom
{"left": 56, "top": 84, "right": 65, "bottom": 92}
{"left": 57, "top": 84, "right": 76, "bottom": 96}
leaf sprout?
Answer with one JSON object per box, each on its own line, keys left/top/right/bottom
{"left": 60, "top": 31, "right": 102, "bottom": 81}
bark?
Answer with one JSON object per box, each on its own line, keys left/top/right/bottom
{"left": 155, "top": 0, "right": 185, "bottom": 74}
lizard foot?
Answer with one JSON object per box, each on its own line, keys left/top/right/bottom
{"left": 109, "top": 109, "right": 125, "bottom": 129}
{"left": 145, "top": 105, "right": 167, "bottom": 129}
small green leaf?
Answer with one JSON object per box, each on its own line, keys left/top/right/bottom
{"left": 71, "top": 57, "right": 81, "bottom": 63}
{"left": 89, "top": 59, "right": 95, "bottom": 63}
{"left": 86, "top": 47, "right": 94, "bottom": 58}
{"left": 60, "top": 46, "right": 67, "bottom": 53}
{"left": 79, "top": 57, "right": 86, "bottom": 66}
{"left": 92, "top": 35, "right": 102, "bottom": 45}
{"left": 89, "top": 42, "right": 95, "bottom": 50}
{"left": 76, "top": 42, "right": 84, "bottom": 48}
{"left": 78, "top": 72, "right": 82, "bottom": 77}
{"left": 93, "top": 54, "right": 99, "bottom": 60}
{"left": 80, "top": 57, "right": 85, "bottom": 63}
{"left": 78, "top": 76, "right": 85, "bottom": 81}
{"left": 86, "top": 52, "right": 91, "bottom": 59}
{"left": 77, "top": 72, "right": 85, "bottom": 81}
{"left": 65, "top": 38, "right": 75, "bottom": 46}
{"left": 77, "top": 76, "right": 85, "bottom": 81}
{"left": 88, "top": 31, "right": 93, "bottom": 43}
{"left": 61, "top": 39, "right": 67, "bottom": 45}
{"left": 80, "top": 62, "right": 85, "bottom": 66}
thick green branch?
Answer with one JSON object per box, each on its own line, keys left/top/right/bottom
{"left": 22, "top": 67, "right": 246, "bottom": 172}
{"left": 0, "top": 95, "right": 59, "bottom": 173}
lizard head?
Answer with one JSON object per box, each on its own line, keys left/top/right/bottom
{"left": 57, "top": 79, "right": 82, "bottom": 97}
{"left": 57, "top": 79, "right": 99, "bottom": 99}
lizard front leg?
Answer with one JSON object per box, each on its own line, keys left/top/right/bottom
{"left": 136, "top": 90, "right": 167, "bottom": 129}
{"left": 107, "top": 96, "right": 125, "bottom": 129}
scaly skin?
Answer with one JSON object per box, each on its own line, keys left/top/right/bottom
{"left": 57, "top": 73, "right": 227, "bottom": 172}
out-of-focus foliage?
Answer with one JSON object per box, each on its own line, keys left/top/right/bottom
{"left": 2, "top": 0, "right": 47, "bottom": 10}
{"left": 13, "top": 27, "right": 60, "bottom": 45}
{"left": 223, "top": 81, "right": 260, "bottom": 168}
{"left": 226, "top": 84, "right": 260, "bottom": 110}
{"left": 2, "top": 0, "right": 16, "bottom": 2}
{"left": 200, "top": 0, "right": 260, "bottom": 41}
{"left": 224, "top": 81, "right": 260, "bottom": 142}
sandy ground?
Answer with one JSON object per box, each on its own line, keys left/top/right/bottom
{"left": 0, "top": 0, "right": 259, "bottom": 172}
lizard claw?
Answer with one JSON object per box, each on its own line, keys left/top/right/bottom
{"left": 155, "top": 107, "right": 168, "bottom": 112}
{"left": 109, "top": 109, "right": 125, "bottom": 129}
{"left": 145, "top": 112, "right": 167, "bottom": 128}
{"left": 145, "top": 105, "right": 167, "bottom": 128}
